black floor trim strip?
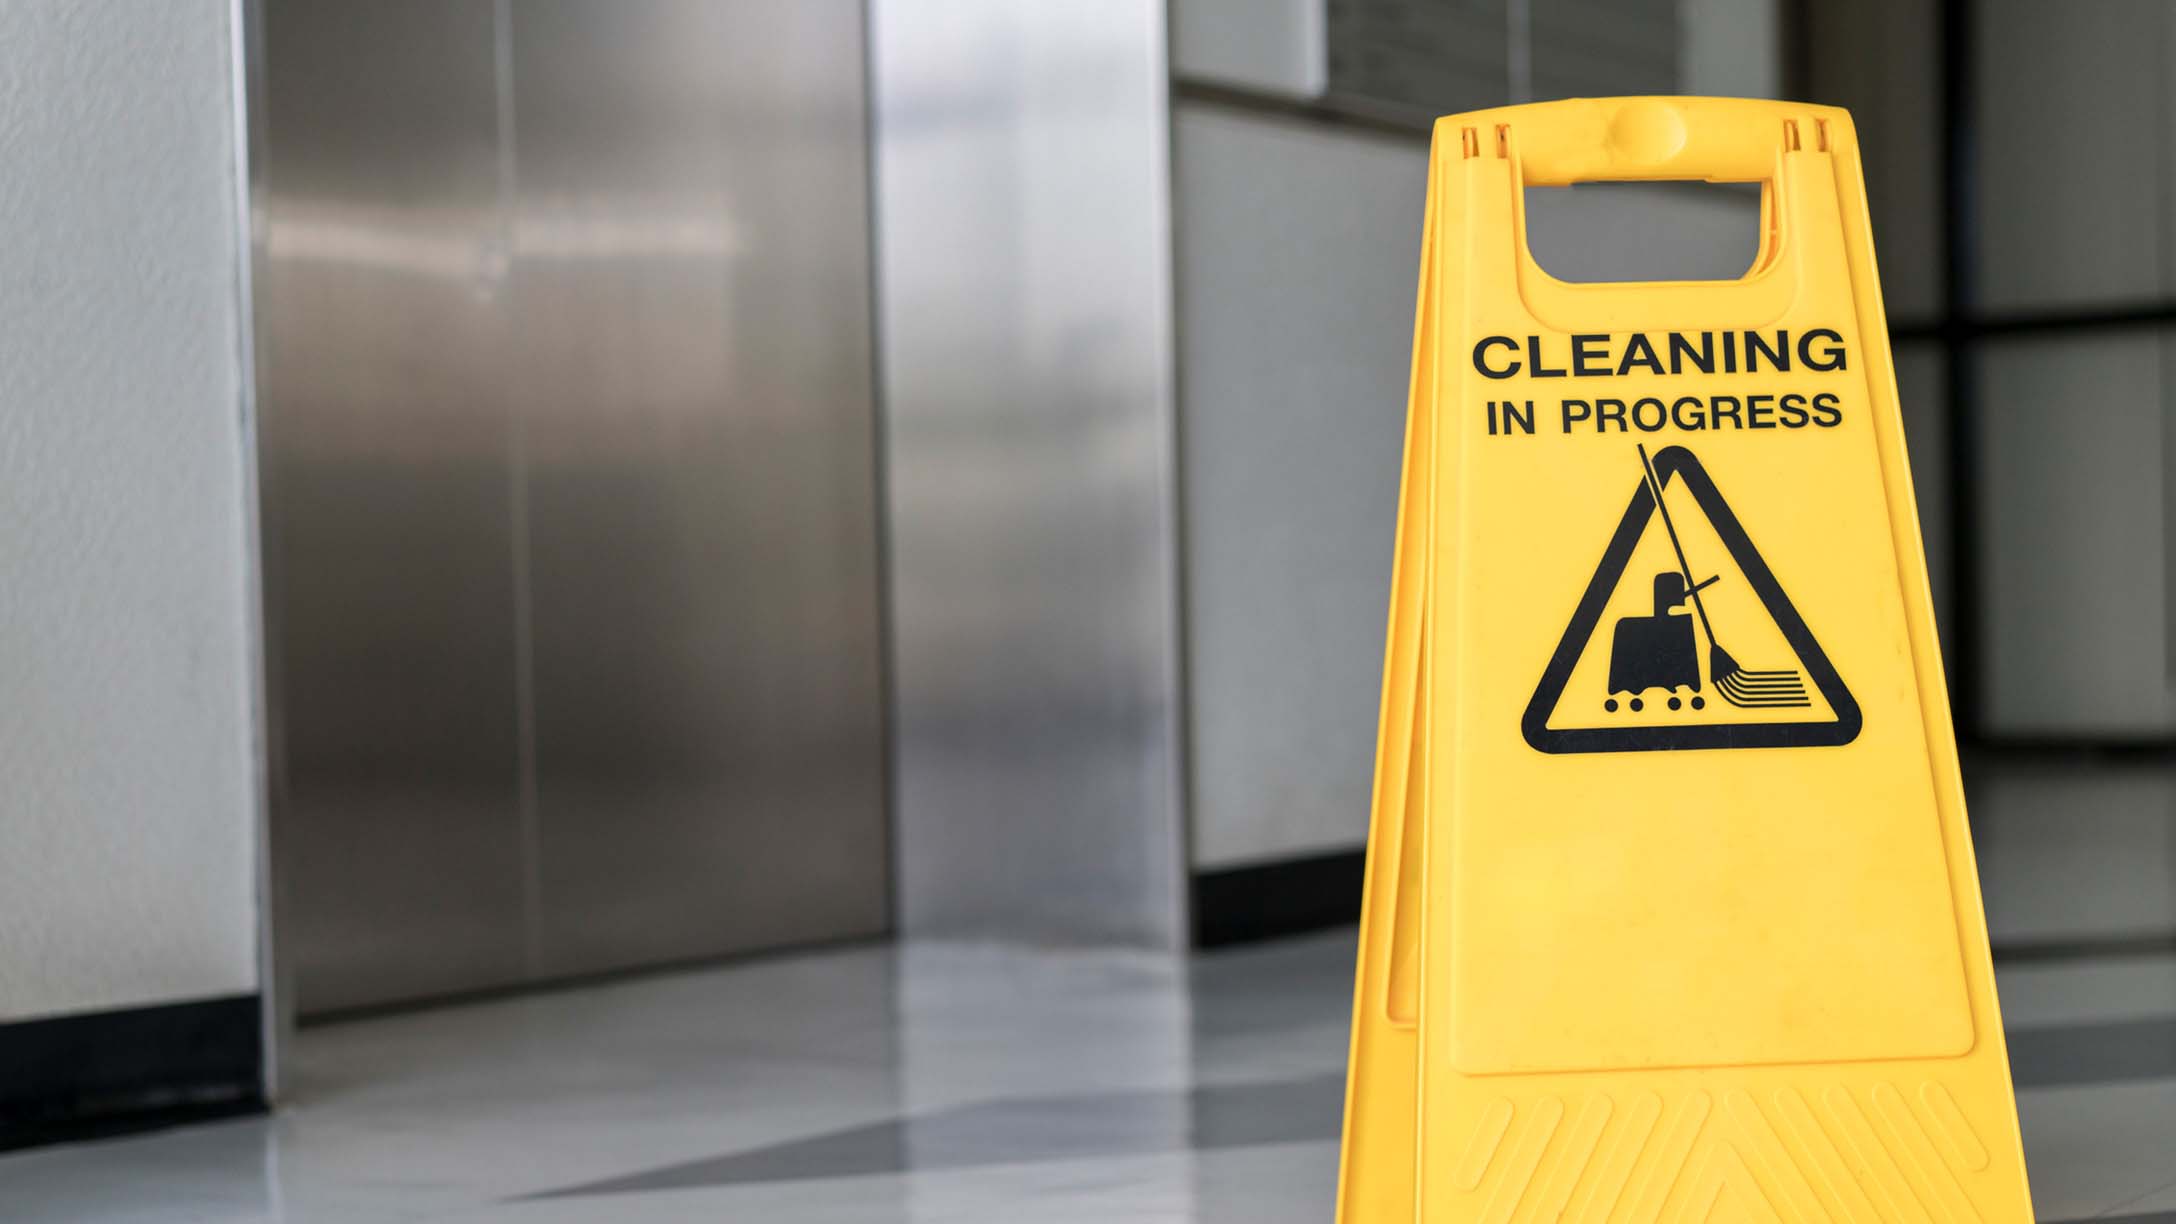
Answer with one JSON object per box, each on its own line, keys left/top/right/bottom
{"left": 2008, "top": 1016, "right": 2176, "bottom": 1090}
{"left": 0, "top": 993, "right": 264, "bottom": 1153}
{"left": 1991, "top": 933, "right": 2176, "bottom": 964}
{"left": 1192, "top": 850, "right": 1365, "bottom": 949}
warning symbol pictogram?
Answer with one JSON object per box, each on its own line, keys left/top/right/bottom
{"left": 1522, "top": 443, "right": 1860, "bottom": 753}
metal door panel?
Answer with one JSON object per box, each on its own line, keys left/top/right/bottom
{"left": 870, "top": 0, "right": 1186, "bottom": 946}
{"left": 507, "top": 0, "right": 887, "bottom": 975}
{"left": 263, "top": 0, "right": 888, "bottom": 1010}
{"left": 261, "top": 0, "right": 528, "bottom": 1012}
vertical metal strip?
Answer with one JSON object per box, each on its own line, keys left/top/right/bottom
{"left": 493, "top": 0, "right": 542, "bottom": 978}
{"left": 228, "top": 0, "right": 280, "bottom": 1101}
{"left": 858, "top": 0, "right": 901, "bottom": 937}
{"left": 1148, "top": 9, "right": 1192, "bottom": 951}
{"left": 1162, "top": 0, "right": 1204, "bottom": 940}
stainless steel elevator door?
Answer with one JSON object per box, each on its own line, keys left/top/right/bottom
{"left": 264, "top": 0, "right": 529, "bottom": 1013}
{"left": 260, "top": 0, "right": 887, "bottom": 1015}
{"left": 509, "top": 0, "right": 887, "bottom": 977}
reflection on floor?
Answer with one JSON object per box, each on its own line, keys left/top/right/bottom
{"left": 0, "top": 929, "right": 2173, "bottom": 1220}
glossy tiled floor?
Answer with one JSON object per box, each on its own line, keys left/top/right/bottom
{"left": 0, "top": 930, "right": 2172, "bottom": 1221}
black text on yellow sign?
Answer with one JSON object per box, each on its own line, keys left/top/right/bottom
{"left": 1479, "top": 329, "right": 1850, "bottom": 435}
{"left": 1337, "top": 98, "right": 2033, "bottom": 1224}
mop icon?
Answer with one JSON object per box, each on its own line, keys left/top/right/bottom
{"left": 1608, "top": 443, "right": 1812, "bottom": 711}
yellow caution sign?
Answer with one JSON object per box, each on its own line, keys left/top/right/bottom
{"left": 1337, "top": 98, "right": 2032, "bottom": 1223}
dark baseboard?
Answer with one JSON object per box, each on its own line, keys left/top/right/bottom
{"left": 0, "top": 993, "right": 265, "bottom": 1153}
{"left": 1192, "top": 849, "right": 1366, "bottom": 948}
{"left": 1990, "top": 932, "right": 2176, "bottom": 964}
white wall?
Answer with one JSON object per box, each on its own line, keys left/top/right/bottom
{"left": 1175, "top": 109, "right": 1425, "bottom": 869}
{"left": 1972, "top": 0, "right": 2176, "bottom": 738}
{"left": 0, "top": 2, "right": 260, "bottom": 1021}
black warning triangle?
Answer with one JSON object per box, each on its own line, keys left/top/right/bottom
{"left": 1522, "top": 445, "right": 1860, "bottom": 754}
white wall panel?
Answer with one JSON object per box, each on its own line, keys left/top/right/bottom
{"left": 1980, "top": 333, "right": 2175, "bottom": 735}
{"left": 1976, "top": 0, "right": 2171, "bottom": 312}
{"left": 0, "top": 1, "right": 260, "bottom": 1020}
{"left": 1175, "top": 107, "right": 1425, "bottom": 870}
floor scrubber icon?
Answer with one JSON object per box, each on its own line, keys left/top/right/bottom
{"left": 1605, "top": 444, "right": 1813, "bottom": 713}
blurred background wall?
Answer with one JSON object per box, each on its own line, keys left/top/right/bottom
{"left": 10, "top": 0, "right": 2176, "bottom": 1142}
{"left": 1832, "top": 0, "right": 2176, "bottom": 952}
{"left": 0, "top": 0, "right": 263, "bottom": 1123}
